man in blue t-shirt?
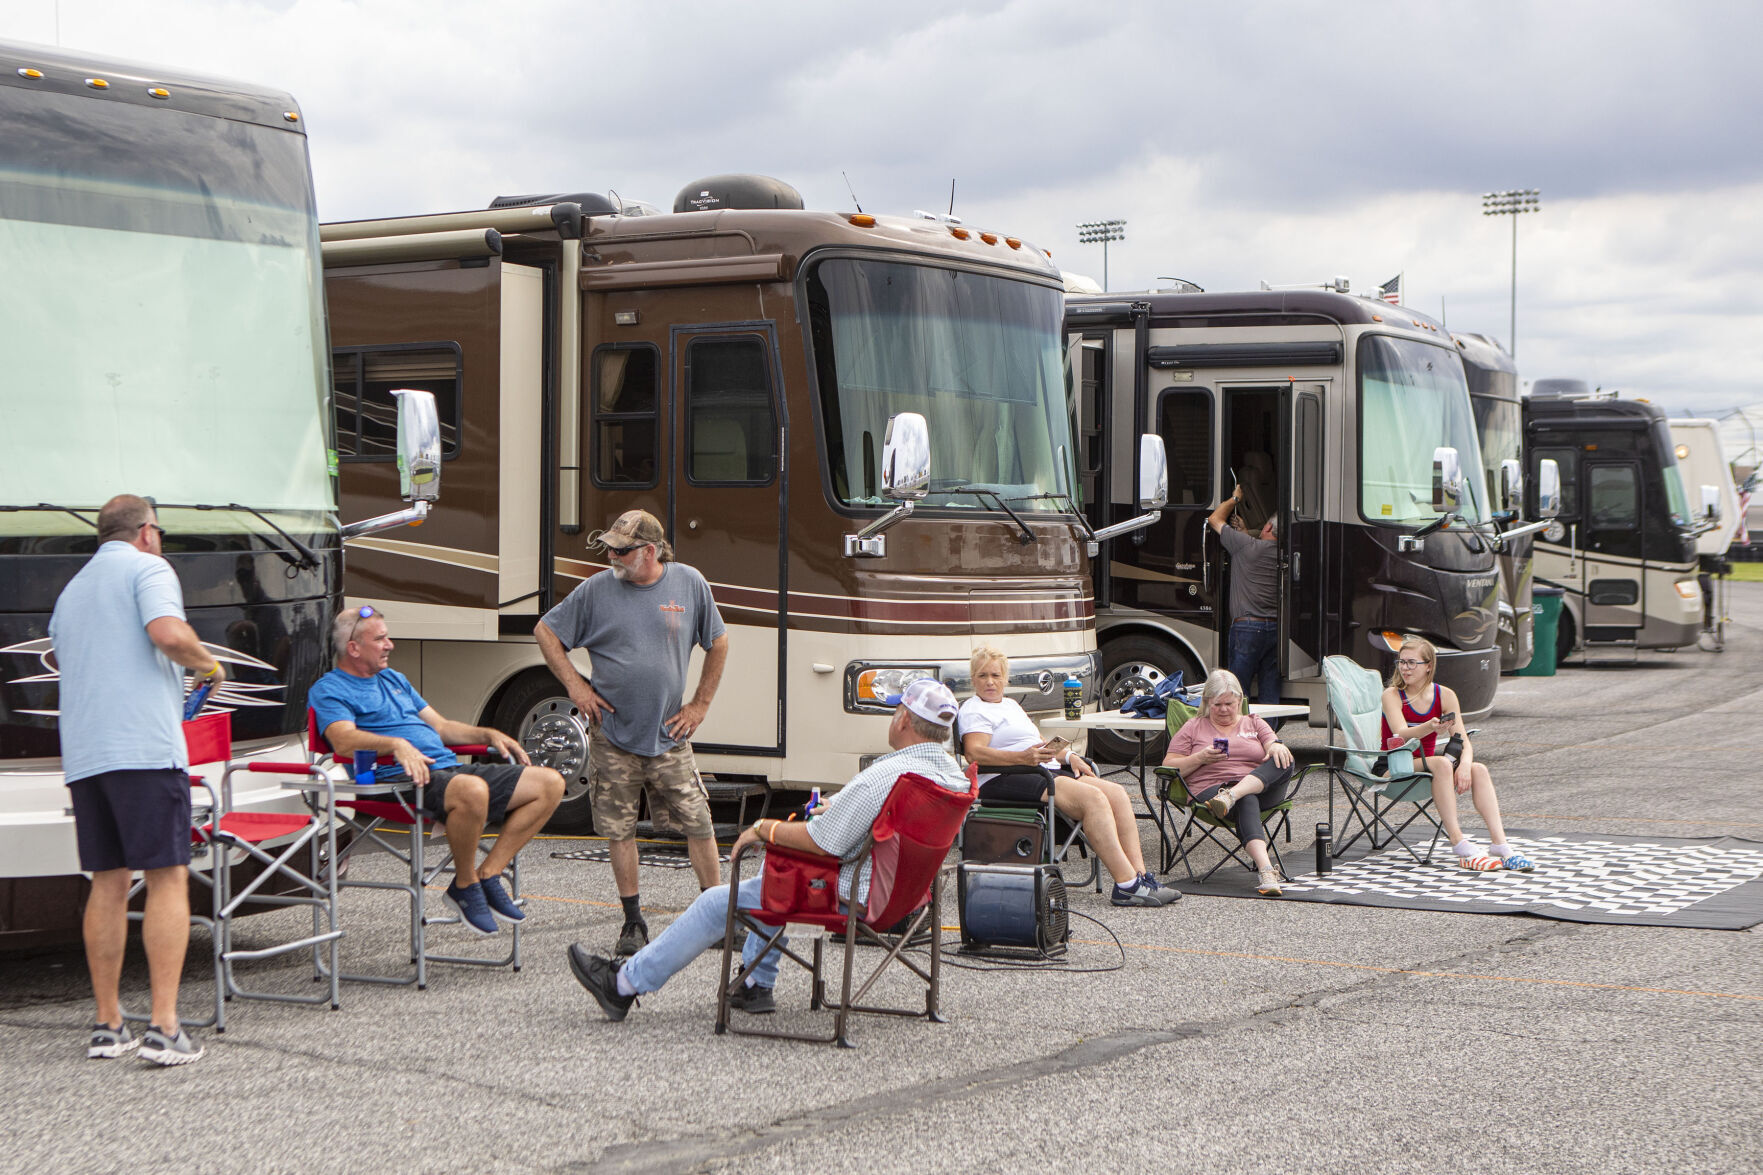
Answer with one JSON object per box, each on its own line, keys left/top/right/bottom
{"left": 535, "top": 509, "right": 727, "bottom": 958}
{"left": 308, "top": 609, "right": 564, "bottom": 936}
{"left": 50, "top": 494, "right": 225, "bottom": 1066}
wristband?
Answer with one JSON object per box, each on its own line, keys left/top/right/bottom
{"left": 202, "top": 662, "right": 222, "bottom": 679}
{"left": 762, "top": 820, "right": 775, "bottom": 844}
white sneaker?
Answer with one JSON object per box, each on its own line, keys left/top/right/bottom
{"left": 1255, "top": 869, "right": 1283, "bottom": 896}
{"left": 140, "top": 1024, "right": 204, "bottom": 1066}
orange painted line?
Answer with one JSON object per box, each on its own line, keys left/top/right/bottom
{"left": 1080, "top": 939, "right": 1763, "bottom": 1002}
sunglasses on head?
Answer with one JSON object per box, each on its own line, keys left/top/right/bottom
{"left": 347, "top": 604, "right": 377, "bottom": 643}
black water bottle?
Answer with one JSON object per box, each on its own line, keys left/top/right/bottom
{"left": 1315, "top": 822, "right": 1333, "bottom": 874}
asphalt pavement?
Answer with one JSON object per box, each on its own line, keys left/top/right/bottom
{"left": 5, "top": 589, "right": 1761, "bottom": 1174}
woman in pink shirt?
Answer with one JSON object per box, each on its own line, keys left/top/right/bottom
{"left": 1160, "top": 669, "right": 1294, "bottom": 895}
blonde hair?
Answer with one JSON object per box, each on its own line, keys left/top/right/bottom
{"left": 1201, "top": 668, "right": 1244, "bottom": 706}
{"left": 969, "top": 645, "right": 1008, "bottom": 681}
{"left": 1387, "top": 636, "right": 1437, "bottom": 690}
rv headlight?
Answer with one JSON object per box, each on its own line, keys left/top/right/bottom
{"left": 1674, "top": 580, "right": 1700, "bottom": 601}
{"left": 847, "top": 665, "right": 937, "bottom": 714}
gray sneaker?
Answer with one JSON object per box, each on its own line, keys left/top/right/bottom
{"left": 88, "top": 1022, "right": 139, "bottom": 1059}
{"left": 614, "top": 920, "right": 649, "bottom": 957}
{"left": 140, "top": 1024, "right": 204, "bottom": 1066}
{"left": 1138, "top": 872, "right": 1183, "bottom": 905}
{"left": 1111, "top": 881, "right": 1164, "bottom": 907}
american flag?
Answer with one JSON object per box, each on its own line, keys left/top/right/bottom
{"left": 1378, "top": 274, "right": 1402, "bottom": 304}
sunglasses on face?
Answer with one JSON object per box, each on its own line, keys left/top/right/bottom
{"left": 141, "top": 521, "right": 165, "bottom": 538}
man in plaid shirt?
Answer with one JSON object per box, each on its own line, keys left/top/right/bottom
{"left": 567, "top": 679, "right": 968, "bottom": 1019}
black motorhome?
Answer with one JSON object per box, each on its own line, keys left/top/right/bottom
{"left": 1067, "top": 290, "right": 1500, "bottom": 760}
{"left": 1524, "top": 382, "right": 1700, "bottom": 662}
{"left": 0, "top": 42, "right": 436, "bottom": 948}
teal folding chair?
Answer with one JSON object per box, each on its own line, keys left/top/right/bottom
{"left": 1320, "top": 655, "right": 1444, "bottom": 864}
{"left": 1152, "top": 698, "right": 1304, "bottom": 880}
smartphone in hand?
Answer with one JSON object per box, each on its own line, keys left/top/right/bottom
{"left": 1212, "top": 737, "right": 1230, "bottom": 754}
{"left": 1041, "top": 735, "right": 1071, "bottom": 756}
{"left": 1437, "top": 711, "right": 1457, "bottom": 727}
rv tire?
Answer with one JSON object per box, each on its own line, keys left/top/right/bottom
{"left": 1093, "top": 633, "right": 1198, "bottom": 764}
{"left": 491, "top": 670, "right": 597, "bottom": 833}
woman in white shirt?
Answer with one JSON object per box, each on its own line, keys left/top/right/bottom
{"left": 958, "top": 646, "right": 1178, "bottom": 908}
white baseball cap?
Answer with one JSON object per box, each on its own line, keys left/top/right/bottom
{"left": 883, "top": 679, "right": 959, "bottom": 727}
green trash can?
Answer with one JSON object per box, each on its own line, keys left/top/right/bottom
{"left": 1519, "top": 584, "right": 1563, "bottom": 677}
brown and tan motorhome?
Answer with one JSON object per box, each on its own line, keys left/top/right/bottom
{"left": 322, "top": 176, "right": 1105, "bottom": 828}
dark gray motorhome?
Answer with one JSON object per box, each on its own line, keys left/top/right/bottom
{"left": 1456, "top": 332, "right": 1535, "bottom": 672}
{"left": 1067, "top": 290, "right": 1508, "bottom": 760}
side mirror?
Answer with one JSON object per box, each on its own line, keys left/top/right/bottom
{"left": 1498, "top": 459, "right": 1523, "bottom": 514}
{"left": 392, "top": 389, "right": 442, "bottom": 503}
{"left": 881, "top": 412, "right": 930, "bottom": 502}
{"left": 1701, "top": 484, "right": 1721, "bottom": 522}
{"left": 1431, "top": 446, "right": 1462, "bottom": 513}
{"left": 1138, "top": 434, "right": 1169, "bottom": 510}
{"left": 1536, "top": 458, "right": 1561, "bottom": 518}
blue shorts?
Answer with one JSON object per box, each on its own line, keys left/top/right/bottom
{"left": 372, "top": 762, "right": 527, "bottom": 825}
{"left": 68, "top": 768, "right": 193, "bottom": 873}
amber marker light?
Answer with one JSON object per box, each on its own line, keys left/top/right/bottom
{"left": 148, "top": 87, "right": 170, "bottom": 99}
{"left": 1370, "top": 314, "right": 1384, "bottom": 322}
{"left": 1376, "top": 631, "right": 1405, "bottom": 653}
{"left": 85, "top": 77, "right": 109, "bottom": 89}
{"left": 950, "top": 227, "right": 970, "bottom": 240}
{"left": 1005, "top": 238, "right": 1021, "bottom": 249}
{"left": 283, "top": 111, "right": 300, "bottom": 122}
{"left": 848, "top": 213, "right": 876, "bottom": 227}
{"left": 17, "top": 68, "right": 44, "bottom": 79}
{"left": 980, "top": 232, "right": 998, "bottom": 245}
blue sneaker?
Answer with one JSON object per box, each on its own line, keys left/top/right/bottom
{"left": 442, "top": 880, "right": 499, "bottom": 936}
{"left": 478, "top": 875, "right": 526, "bottom": 924}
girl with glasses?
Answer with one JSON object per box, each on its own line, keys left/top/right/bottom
{"left": 1381, "top": 637, "right": 1534, "bottom": 872}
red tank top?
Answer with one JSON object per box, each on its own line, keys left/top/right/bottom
{"left": 1381, "top": 684, "right": 1440, "bottom": 756}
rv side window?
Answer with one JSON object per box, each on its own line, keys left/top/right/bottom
{"left": 592, "top": 344, "right": 660, "bottom": 487}
{"left": 685, "top": 336, "right": 777, "bottom": 485}
{"left": 1155, "top": 389, "right": 1212, "bottom": 506}
{"left": 1294, "top": 394, "right": 1321, "bottom": 521}
{"left": 333, "top": 345, "right": 462, "bottom": 460}
{"left": 1533, "top": 445, "right": 1578, "bottom": 518}
{"left": 1588, "top": 464, "right": 1638, "bottom": 528}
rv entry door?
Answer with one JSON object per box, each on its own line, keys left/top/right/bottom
{"left": 670, "top": 323, "right": 785, "bottom": 756}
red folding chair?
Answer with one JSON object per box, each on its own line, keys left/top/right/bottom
{"left": 714, "top": 771, "right": 975, "bottom": 1048}
{"left": 297, "top": 710, "right": 522, "bottom": 989}
{"left": 126, "top": 710, "right": 342, "bottom": 1033}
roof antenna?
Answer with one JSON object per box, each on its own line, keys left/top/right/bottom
{"left": 842, "top": 171, "right": 863, "bottom": 215}
{"left": 948, "top": 178, "right": 956, "bottom": 217}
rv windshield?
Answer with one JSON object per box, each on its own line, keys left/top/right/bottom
{"left": 806, "top": 258, "right": 1076, "bottom": 512}
{"left": 1359, "top": 336, "right": 1488, "bottom": 525}
{"left": 0, "top": 86, "right": 333, "bottom": 537}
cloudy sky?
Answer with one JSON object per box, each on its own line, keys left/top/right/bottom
{"left": 9, "top": 0, "right": 1762, "bottom": 415}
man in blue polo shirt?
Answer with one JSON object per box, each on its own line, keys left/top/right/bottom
{"left": 308, "top": 608, "right": 564, "bottom": 935}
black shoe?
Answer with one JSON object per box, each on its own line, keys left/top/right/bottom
{"left": 727, "top": 983, "right": 776, "bottom": 1014}
{"left": 567, "top": 944, "right": 636, "bottom": 1021}
{"left": 614, "top": 920, "right": 649, "bottom": 958}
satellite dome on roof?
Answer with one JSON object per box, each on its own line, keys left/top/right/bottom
{"left": 672, "top": 175, "right": 804, "bottom": 214}
{"left": 486, "top": 192, "right": 619, "bottom": 215}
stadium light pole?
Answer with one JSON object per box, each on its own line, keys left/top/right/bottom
{"left": 1076, "top": 219, "right": 1127, "bottom": 290}
{"left": 1482, "top": 189, "right": 1540, "bottom": 355}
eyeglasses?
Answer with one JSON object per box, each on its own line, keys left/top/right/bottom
{"left": 346, "top": 604, "right": 377, "bottom": 644}
{"left": 1396, "top": 658, "right": 1427, "bottom": 668}
{"left": 141, "top": 521, "right": 165, "bottom": 538}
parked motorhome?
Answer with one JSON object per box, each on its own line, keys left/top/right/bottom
{"left": 322, "top": 179, "right": 1119, "bottom": 826}
{"left": 1667, "top": 419, "right": 1740, "bottom": 560}
{"left": 1065, "top": 290, "right": 1503, "bottom": 760}
{"left": 1524, "top": 382, "right": 1700, "bottom": 662}
{"left": 0, "top": 43, "right": 439, "bottom": 948}
{"left": 1456, "top": 332, "right": 1535, "bottom": 672}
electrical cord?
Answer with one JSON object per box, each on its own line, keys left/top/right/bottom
{"left": 914, "top": 905, "right": 1127, "bottom": 974}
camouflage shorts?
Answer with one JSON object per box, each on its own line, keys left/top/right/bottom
{"left": 587, "top": 738, "right": 713, "bottom": 840}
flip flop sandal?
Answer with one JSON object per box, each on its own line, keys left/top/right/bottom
{"left": 1456, "top": 855, "right": 1502, "bottom": 871}
{"left": 1498, "top": 853, "right": 1535, "bottom": 872}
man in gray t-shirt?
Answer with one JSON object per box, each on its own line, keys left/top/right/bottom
{"left": 535, "top": 509, "right": 728, "bottom": 956}
{"left": 1209, "top": 485, "right": 1283, "bottom": 715}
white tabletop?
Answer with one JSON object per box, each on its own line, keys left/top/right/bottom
{"left": 1041, "top": 702, "right": 1308, "bottom": 733}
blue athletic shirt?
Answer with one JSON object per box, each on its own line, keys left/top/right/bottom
{"left": 307, "top": 667, "right": 457, "bottom": 770}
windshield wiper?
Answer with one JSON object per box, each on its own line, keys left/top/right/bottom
{"left": 0, "top": 503, "right": 99, "bottom": 528}
{"left": 934, "top": 486, "right": 1035, "bottom": 545}
{"left": 159, "top": 503, "right": 321, "bottom": 571}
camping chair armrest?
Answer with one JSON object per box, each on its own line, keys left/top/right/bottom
{"left": 232, "top": 760, "right": 337, "bottom": 815}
